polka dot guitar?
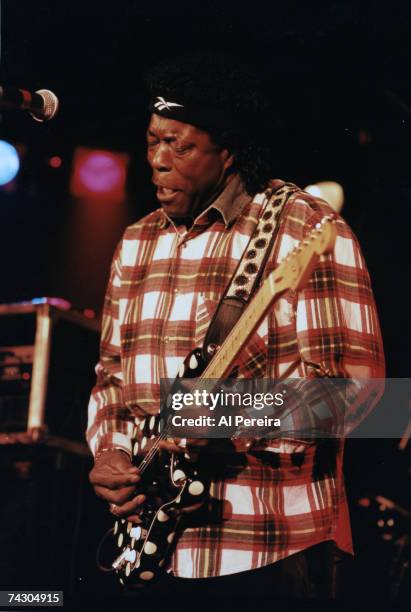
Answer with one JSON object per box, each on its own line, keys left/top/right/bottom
{"left": 110, "top": 215, "right": 337, "bottom": 588}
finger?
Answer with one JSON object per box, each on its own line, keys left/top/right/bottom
{"left": 158, "top": 439, "right": 184, "bottom": 454}
{"left": 187, "top": 438, "right": 209, "bottom": 448}
{"left": 94, "top": 484, "right": 140, "bottom": 505}
{"left": 95, "top": 461, "right": 140, "bottom": 474}
{"left": 112, "top": 494, "right": 146, "bottom": 518}
{"left": 93, "top": 453, "right": 140, "bottom": 473}
{"left": 125, "top": 514, "right": 142, "bottom": 523}
{"left": 89, "top": 470, "right": 140, "bottom": 489}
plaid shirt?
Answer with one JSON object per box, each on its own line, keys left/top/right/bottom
{"left": 87, "top": 175, "right": 384, "bottom": 578}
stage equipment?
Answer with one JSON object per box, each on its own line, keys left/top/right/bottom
{"left": 0, "top": 432, "right": 115, "bottom": 594}
{"left": 0, "top": 86, "right": 59, "bottom": 121}
{"left": 0, "top": 297, "right": 99, "bottom": 452}
{"left": 0, "top": 298, "right": 119, "bottom": 597}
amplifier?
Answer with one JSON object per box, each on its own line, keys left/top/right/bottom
{"left": 0, "top": 298, "right": 100, "bottom": 447}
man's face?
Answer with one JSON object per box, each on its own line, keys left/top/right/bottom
{"left": 147, "top": 114, "right": 233, "bottom": 217}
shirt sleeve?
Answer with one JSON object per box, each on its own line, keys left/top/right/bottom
{"left": 274, "top": 195, "right": 385, "bottom": 437}
{"left": 86, "top": 240, "right": 136, "bottom": 457}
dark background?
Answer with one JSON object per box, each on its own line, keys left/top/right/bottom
{"left": 1, "top": 0, "right": 410, "bottom": 375}
{"left": 0, "top": 0, "right": 410, "bottom": 608}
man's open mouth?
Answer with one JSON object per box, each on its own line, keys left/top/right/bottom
{"left": 156, "top": 186, "right": 180, "bottom": 201}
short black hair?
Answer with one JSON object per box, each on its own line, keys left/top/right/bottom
{"left": 145, "top": 51, "right": 273, "bottom": 195}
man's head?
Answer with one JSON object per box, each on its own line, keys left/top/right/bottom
{"left": 147, "top": 115, "right": 233, "bottom": 217}
{"left": 145, "top": 51, "right": 272, "bottom": 217}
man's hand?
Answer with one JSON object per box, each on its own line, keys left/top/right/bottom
{"left": 158, "top": 437, "right": 209, "bottom": 453}
{"left": 89, "top": 449, "right": 145, "bottom": 521}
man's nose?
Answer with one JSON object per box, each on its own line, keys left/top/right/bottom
{"left": 150, "top": 143, "right": 172, "bottom": 171}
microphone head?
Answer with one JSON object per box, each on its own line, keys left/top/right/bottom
{"left": 31, "top": 89, "right": 59, "bottom": 122}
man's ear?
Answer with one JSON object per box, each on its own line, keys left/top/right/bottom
{"left": 221, "top": 148, "right": 234, "bottom": 171}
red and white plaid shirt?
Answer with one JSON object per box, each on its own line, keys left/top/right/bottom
{"left": 87, "top": 175, "right": 384, "bottom": 578}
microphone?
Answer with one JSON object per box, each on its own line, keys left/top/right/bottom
{"left": 0, "top": 85, "right": 59, "bottom": 121}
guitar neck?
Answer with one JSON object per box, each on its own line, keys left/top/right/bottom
{"left": 199, "top": 216, "right": 336, "bottom": 381}
{"left": 200, "top": 271, "right": 285, "bottom": 380}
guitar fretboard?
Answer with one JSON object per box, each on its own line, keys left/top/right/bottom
{"left": 199, "top": 271, "right": 284, "bottom": 380}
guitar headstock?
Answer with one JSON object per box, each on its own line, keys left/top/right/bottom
{"left": 272, "top": 214, "right": 337, "bottom": 292}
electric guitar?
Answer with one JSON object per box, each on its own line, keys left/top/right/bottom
{"left": 109, "top": 214, "right": 337, "bottom": 588}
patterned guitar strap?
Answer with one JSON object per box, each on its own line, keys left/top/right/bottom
{"left": 201, "top": 179, "right": 299, "bottom": 363}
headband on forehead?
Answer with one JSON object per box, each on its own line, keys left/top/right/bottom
{"left": 149, "top": 95, "right": 234, "bottom": 133}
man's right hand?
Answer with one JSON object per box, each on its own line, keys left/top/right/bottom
{"left": 89, "top": 449, "right": 145, "bottom": 522}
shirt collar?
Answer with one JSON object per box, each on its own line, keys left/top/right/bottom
{"left": 159, "top": 173, "right": 252, "bottom": 230}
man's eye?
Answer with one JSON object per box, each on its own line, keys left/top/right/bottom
{"left": 147, "top": 140, "right": 158, "bottom": 147}
{"left": 174, "top": 145, "right": 191, "bottom": 154}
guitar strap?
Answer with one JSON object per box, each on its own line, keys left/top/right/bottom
{"left": 201, "top": 180, "right": 299, "bottom": 363}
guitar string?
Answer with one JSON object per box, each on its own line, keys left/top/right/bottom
{"left": 136, "top": 418, "right": 173, "bottom": 475}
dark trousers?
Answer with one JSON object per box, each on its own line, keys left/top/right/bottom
{"left": 127, "top": 541, "right": 352, "bottom": 611}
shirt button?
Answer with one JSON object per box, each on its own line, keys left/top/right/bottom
{"left": 164, "top": 336, "right": 170, "bottom": 344}
{"left": 174, "top": 288, "right": 179, "bottom": 294}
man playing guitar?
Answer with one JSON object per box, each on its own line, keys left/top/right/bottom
{"left": 87, "top": 52, "right": 384, "bottom": 608}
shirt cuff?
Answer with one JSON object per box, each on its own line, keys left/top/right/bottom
{"left": 95, "top": 432, "right": 132, "bottom": 458}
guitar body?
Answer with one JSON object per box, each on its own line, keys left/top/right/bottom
{"left": 112, "top": 348, "right": 208, "bottom": 588}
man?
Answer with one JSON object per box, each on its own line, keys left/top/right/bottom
{"left": 87, "top": 53, "right": 384, "bottom": 607}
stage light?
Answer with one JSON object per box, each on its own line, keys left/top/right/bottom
{"left": 304, "top": 181, "right": 344, "bottom": 213}
{"left": 70, "top": 147, "right": 128, "bottom": 200}
{"left": 83, "top": 309, "right": 95, "bottom": 319}
{"left": 0, "top": 140, "right": 20, "bottom": 186}
{"left": 49, "top": 155, "right": 62, "bottom": 168}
